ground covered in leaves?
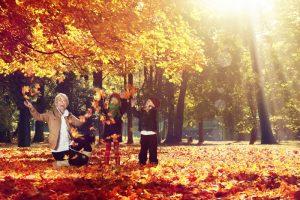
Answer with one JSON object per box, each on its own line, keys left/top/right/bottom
{"left": 0, "top": 143, "right": 300, "bottom": 199}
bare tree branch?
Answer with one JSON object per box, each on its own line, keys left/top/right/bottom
{"left": 21, "top": 42, "right": 72, "bottom": 59}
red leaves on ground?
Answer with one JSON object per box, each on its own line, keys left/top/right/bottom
{"left": 0, "top": 144, "right": 299, "bottom": 199}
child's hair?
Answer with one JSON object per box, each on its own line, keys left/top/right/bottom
{"left": 109, "top": 93, "right": 121, "bottom": 105}
{"left": 55, "top": 93, "right": 69, "bottom": 106}
{"left": 148, "top": 97, "right": 160, "bottom": 108}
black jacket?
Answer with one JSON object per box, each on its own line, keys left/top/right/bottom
{"left": 100, "top": 98, "right": 129, "bottom": 142}
{"left": 132, "top": 107, "right": 158, "bottom": 132}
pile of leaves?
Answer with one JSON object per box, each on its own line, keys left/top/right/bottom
{"left": 0, "top": 143, "right": 299, "bottom": 199}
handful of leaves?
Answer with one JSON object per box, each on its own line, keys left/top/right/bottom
{"left": 121, "top": 84, "right": 137, "bottom": 99}
{"left": 21, "top": 83, "right": 41, "bottom": 102}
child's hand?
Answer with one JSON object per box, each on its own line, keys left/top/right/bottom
{"left": 99, "top": 89, "right": 106, "bottom": 98}
{"left": 104, "top": 101, "right": 109, "bottom": 109}
{"left": 84, "top": 113, "right": 92, "bottom": 119}
{"left": 24, "top": 100, "right": 33, "bottom": 109}
{"left": 84, "top": 108, "right": 93, "bottom": 119}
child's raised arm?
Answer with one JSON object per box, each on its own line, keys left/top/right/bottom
{"left": 130, "top": 98, "right": 142, "bottom": 118}
{"left": 68, "top": 114, "right": 85, "bottom": 127}
{"left": 24, "top": 100, "right": 49, "bottom": 122}
{"left": 99, "top": 95, "right": 108, "bottom": 116}
{"left": 119, "top": 92, "right": 131, "bottom": 115}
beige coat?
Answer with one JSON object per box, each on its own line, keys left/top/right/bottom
{"left": 29, "top": 106, "right": 83, "bottom": 150}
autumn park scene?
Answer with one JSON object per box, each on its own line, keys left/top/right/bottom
{"left": 1, "top": 0, "right": 300, "bottom": 199}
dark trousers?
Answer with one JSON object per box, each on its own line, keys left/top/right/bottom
{"left": 52, "top": 135, "right": 93, "bottom": 167}
{"left": 52, "top": 149, "right": 89, "bottom": 167}
{"left": 139, "top": 134, "right": 158, "bottom": 165}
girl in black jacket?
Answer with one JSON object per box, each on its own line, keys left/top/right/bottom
{"left": 132, "top": 97, "right": 160, "bottom": 165}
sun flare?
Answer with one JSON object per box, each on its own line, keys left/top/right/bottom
{"left": 197, "top": 0, "right": 275, "bottom": 16}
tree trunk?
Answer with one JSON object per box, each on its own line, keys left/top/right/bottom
{"left": 247, "top": 84, "right": 258, "bottom": 145}
{"left": 256, "top": 88, "right": 277, "bottom": 144}
{"left": 127, "top": 73, "right": 133, "bottom": 144}
{"left": 93, "top": 70, "right": 103, "bottom": 88}
{"left": 198, "top": 120, "right": 204, "bottom": 145}
{"left": 55, "top": 73, "right": 75, "bottom": 94}
{"left": 155, "top": 67, "right": 163, "bottom": 143}
{"left": 0, "top": 130, "right": 11, "bottom": 143}
{"left": 144, "top": 66, "right": 148, "bottom": 83}
{"left": 249, "top": 127, "right": 258, "bottom": 145}
{"left": 33, "top": 83, "right": 45, "bottom": 143}
{"left": 18, "top": 107, "right": 31, "bottom": 147}
{"left": 8, "top": 72, "right": 31, "bottom": 147}
{"left": 165, "top": 81, "right": 175, "bottom": 144}
{"left": 149, "top": 65, "right": 154, "bottom": 92}
{"left": 55, "top": 73, "right": 77, "bottom": 114}
{"left": 248, "top": 26, "right": 277, "bottom": 144}
{"left": 93, "top": 70, "right": 103, "bottom": 139}
{"left": 123, "top": 74, "right": 127, "bottom": 90}
{"left": 173, "top": 71, "right": 189, "bottom": 143}
{"left": 224, "top": 115, "right": 235, "bottom": 140}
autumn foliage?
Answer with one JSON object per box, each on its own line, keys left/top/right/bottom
{"left": 0, "top": 0, "right": 205, "bottom": 81}
{"left": 0, "top": 144, "right": 299, "bottom": 199}
{"left": 0, "top": 0, "right": 300, "bottom": 198}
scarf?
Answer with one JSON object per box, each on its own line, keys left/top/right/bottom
{"left": 52, "top": 109, "right": 70, "bottom": 152}
{"left": 108, "top": 103, "right": 121, "bottom": 118}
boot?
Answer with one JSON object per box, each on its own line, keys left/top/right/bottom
{"left": 104, "top": 156, "right": 110, "bottom": 165}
